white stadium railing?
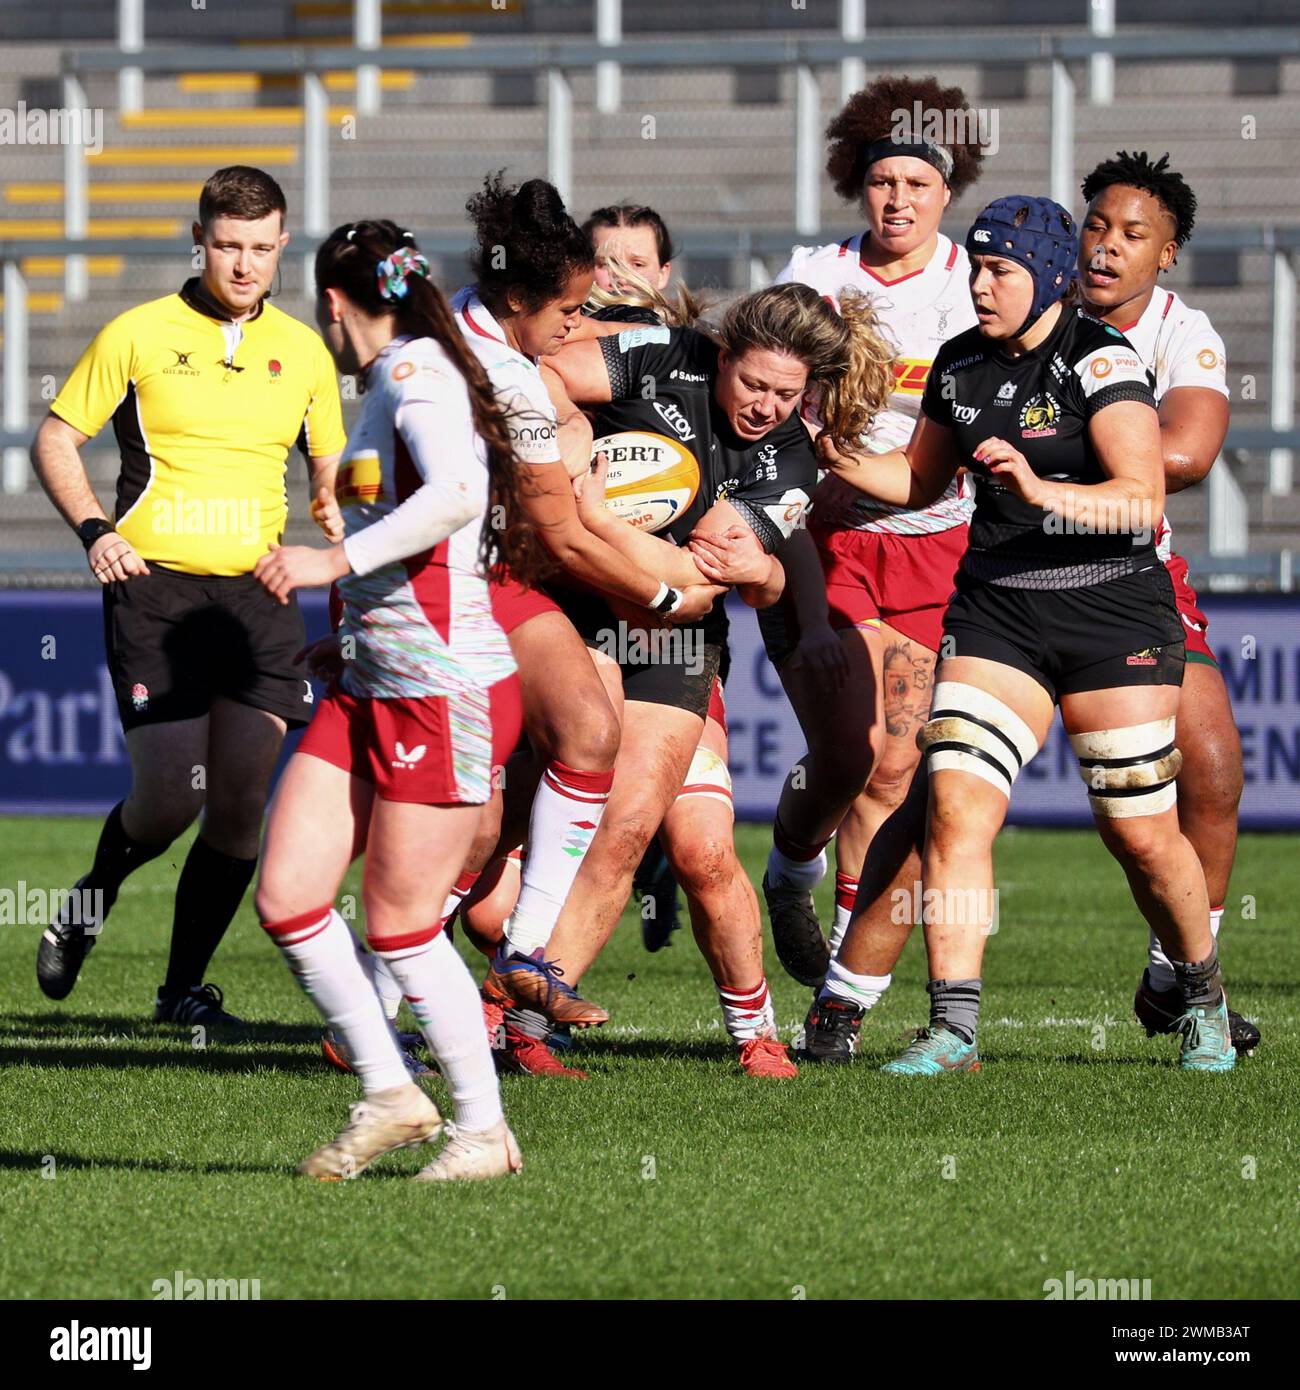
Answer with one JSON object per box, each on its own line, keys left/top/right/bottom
{"left": 1, "top": 12, "right": 1298, "bottom": 586}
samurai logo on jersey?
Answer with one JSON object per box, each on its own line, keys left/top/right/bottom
{"left": 1019, "top": 393, "right": 1060, "bottom": 438}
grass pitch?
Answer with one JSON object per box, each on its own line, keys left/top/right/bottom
{"left": 1, "top": 817, "right": 1295, "bottom": 1301}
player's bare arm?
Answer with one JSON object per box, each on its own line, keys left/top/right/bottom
{"left": 1158, "top": 385, "right": 1230, "bottom": 494}
{"left": 31, "top": 413, "right": 151, "bottom": 583}
{"left": 308, "top": 451, "right": 343, "bottom": 541}
{"left": 817, "top": 412, "right": 959, "bottom": 510}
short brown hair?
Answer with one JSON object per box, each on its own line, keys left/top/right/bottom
{"left": 199, "top": 166, "right": 287, "bottom": 226}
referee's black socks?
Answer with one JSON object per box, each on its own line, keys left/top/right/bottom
{"left": 163, "top": 836, "right": 258, "bottom": 991}
{"left": 84, "top": 800, "right": 171, "bottom": 912}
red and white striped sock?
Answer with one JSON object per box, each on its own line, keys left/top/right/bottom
{"left": 505, "top": 760, "right": 613, "bottom": 957}
{"left": 717, "top": 977, "right": 778, "bottom": 1043}
{"left": 829, "top": 871, "right": 859, "bottom": 957}
{"left": 373, "top": 924, "right": 503, "bottom": 1131}
{"left": 438, "top": 867, "right": 482, "bottom": 933}
{"left": 261, "top": 905, "right": 409, "bottom": 1094}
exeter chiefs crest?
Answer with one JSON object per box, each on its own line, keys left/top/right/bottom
{"left": 1018, "top": 392, "right": 1060, "bottom": 439}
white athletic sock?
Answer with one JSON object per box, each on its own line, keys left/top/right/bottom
{"left": 717, "top": 977, "right": 777, "bottom": 1042}
{"left": 1146, "top": 927, "right": 1177, "bottom": 992}
{"left": 829, "top": 871, "right": 859, "bottom": 957}
{"left": 505, "top": 760, "right": 612, "bottom": 956}
{"left": 375, "top": 930, "right": 503, "bottom": 1131}
{"left": 263, "top": 906, "right": 409, "bottom": 1094}
{"left": 766, "top": 845, "right": 828, "bottom": 893}
{"left": 354, "top": 935, "right": 403, "bottom": 1022}
{"left": 1210, "top": 905, "right": 1224, "bottom": 939}
{"left": 820, "top": 958, "right": 891, "bottom": 1012}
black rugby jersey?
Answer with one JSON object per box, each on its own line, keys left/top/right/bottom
{"left": 591, "top": 324, "right": 817, "bottom": 640}
{"left": 921, "top": 307, "right": 1158, "bottom": 589}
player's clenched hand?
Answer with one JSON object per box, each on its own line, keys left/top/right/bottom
{"left": 973, "top": 437, "right": 1044, "bottom": 506}
{"left": 254, "top": 543, "right": 351, "bottom": 604}
{"left": 688, "top": 525, "right": 771, "bottom": 586}
{"left": 87, "top": 532, "right": 150, "bottom": 585}
{"left": 310, "top": 486, "right": 344, "bottom": 543}
{"left": 788, "top": 622, "right": 850, "bottom": 692}
{"left": 294, "top": 633, "right": 344, "bottom": 685}
{"left": 669, "top": 582, "right": 727, "bottom": 624}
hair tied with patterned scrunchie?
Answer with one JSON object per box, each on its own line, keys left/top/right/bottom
{"left": 376, "top": 246, "right": 431, "bottom": 301}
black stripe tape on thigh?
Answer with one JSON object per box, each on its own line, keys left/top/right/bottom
{"left": 925, "top": 740, "right": 1015, "bottom": 791}
{"left": 1085, "top": 777, "right": 1177, "bottom": 800}
{"left": 930, "top": 708, "right": 1025, "bottom": 770}
{"left": 1082, "top": 742, "right": 1177, "bottom": 771}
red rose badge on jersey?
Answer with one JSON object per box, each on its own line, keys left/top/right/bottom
{"left": 268, "top": 359, "right": 281, "bottom": 379}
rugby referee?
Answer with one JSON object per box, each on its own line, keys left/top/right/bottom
{"left": 31, "top": 166, "right": 346, "bottom": 1026}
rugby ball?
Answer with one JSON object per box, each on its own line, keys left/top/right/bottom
{"left": 593, "top": 430, "right": 700, "bottom": 534}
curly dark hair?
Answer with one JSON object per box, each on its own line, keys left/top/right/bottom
{"left": 825, "top": 74, "right": 986, "bottom": 202}
{"left": 466, "top": 171, "right": 595, "bottom": 317}
{"left": 1081, "top": 151, "right": 1197, "bottom": 248}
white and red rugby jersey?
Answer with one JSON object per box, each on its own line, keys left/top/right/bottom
{"left": 777, "top": 230, "right": 976, "bottom": 535}
{"left": 335, "top": 334, "right": 515, "bottom": 702}
{"left": 1115, "top": 286, "right": 1229, "bottom": 563}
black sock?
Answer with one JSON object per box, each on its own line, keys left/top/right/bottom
{"left": 927, "top": 977, "right": 982, "bottom": 1046}
{"left": 84, "top": 801, "right": 171, "bottom": 908}
{"left": 163, "top": 837, "right": 257, "bottom": 992}
{"left": 1174, "top": 947, "right": 1224, "bottom": 1009}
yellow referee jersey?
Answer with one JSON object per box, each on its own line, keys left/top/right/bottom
{"left": 52, "top": 277, "right": 347, "bottom": 576}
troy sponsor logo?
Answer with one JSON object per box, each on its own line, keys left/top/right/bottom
{"left": 952, "top": 403, "right": 981, "bottom": 425}
{"left": 652, "top": 399, "right": 695, "bottom": 443}
{"left": 392, "top": 741, "right": 427, "bottom": 769}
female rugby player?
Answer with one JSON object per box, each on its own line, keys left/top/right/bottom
{"left": 758, "top": 75, "right": 985, "bottom": 997}
{"left": 450, "top": 177, "right": 722, "bottom": 1075}
{"left": 820, "top": 196, "right": 1235, "bottom": 1073}
{"left": 251, "top": 222, "right": 536, "bottom": 1181}
{"left": 1078, "top": 151, "right": 1257, "bottom": 1053}
{"left": 483, "top": 283, "right": 893, "bottom": 1076}
{"left": 806, "top": 156, "right": 1259, "bottom": 1064}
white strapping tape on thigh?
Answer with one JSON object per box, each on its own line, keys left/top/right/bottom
{"left": 677, "top": 746, "right": 734, "bottom": 814}
{"left": 918, "top": 681, "right": 1040, "bottom": 799}
{"left": 1069, "top": 717, "right": 1181, "bottom": 818}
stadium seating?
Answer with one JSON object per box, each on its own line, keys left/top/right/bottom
{"left": 2, "top": 2, "right": 1297, "bottom": 576}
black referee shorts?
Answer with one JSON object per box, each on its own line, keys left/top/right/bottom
{"left": 942, "top": 565, "right": 1187, "bottom": 698}
{"left": 103, "top": 564, "right": 314, "bottom": 732}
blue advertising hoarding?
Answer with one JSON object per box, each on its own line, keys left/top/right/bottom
{"left": 1, "top": 589, "right": 1297, "bottom": 828}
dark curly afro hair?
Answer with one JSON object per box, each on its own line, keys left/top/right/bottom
{"left": 825, "top": 74, "right": 986, "bottom": 203}
{"left": 1081, "top": 151, "right": 1197, "bottom": 248}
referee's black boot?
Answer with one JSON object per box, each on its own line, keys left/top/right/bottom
{"left": 153, "top": 982, "right": 247, "bottom": 1033}
{"left": 36, "top": 876, "right": 110, "bottom": 1000}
